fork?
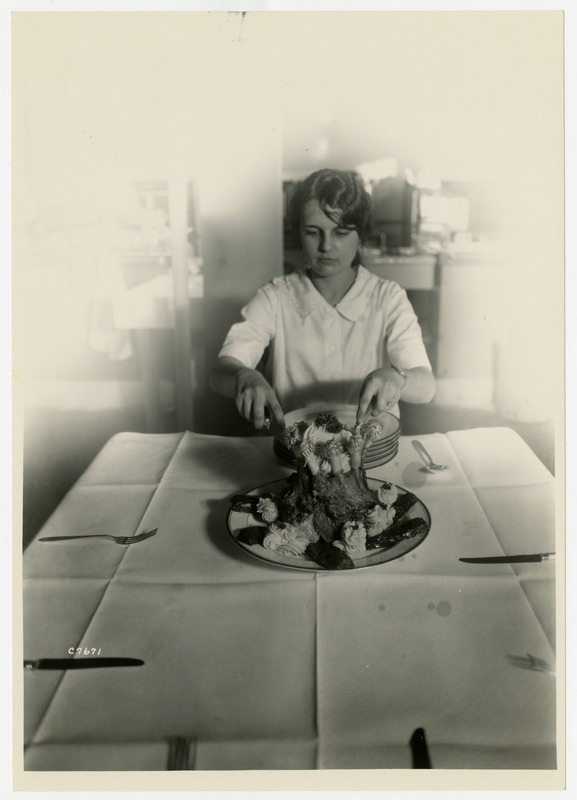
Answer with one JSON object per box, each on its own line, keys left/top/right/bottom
{"left": 39, "top": 528, "right": 158, "bottom": 545}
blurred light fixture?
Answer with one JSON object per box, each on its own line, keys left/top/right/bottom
{"left": 416, "top": 167, "right": 442, "bottom": 191}
{"left": 404, "top": 167, "right": 417, "bottom": 185}
{"left": 420, "top": 194, "right": 470, "bottom": 232}
{"left": 355, "top": 158, "right": 398, "bottom": 185}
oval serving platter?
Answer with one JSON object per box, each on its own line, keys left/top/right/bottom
{"left": 226, "top": 477, "right": 431, "bottom": 572}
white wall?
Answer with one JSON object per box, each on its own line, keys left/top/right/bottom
{"left": 12, "top": 12, "right": 563, "bottom": 426}
{"left": 12, "top": 13, "right": 284, "bottom": 404}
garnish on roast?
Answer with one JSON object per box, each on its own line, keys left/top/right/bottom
{"left": 231, "top": 412, "right": 425, "bottom": 570}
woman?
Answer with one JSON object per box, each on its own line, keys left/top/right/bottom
{"left": 210, "top": 168, "right": 435, "bottom": 429}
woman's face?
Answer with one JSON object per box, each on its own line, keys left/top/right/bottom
{"left": 299, "top": 199, "right": 360, "bottom": 279}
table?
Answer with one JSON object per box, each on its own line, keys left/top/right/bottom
{"left": 20, "top": 427, "right": 559, "bottom": 778}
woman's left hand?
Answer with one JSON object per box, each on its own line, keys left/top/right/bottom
{"left": 356, "top": 367, "right": 404, "bottom": 422}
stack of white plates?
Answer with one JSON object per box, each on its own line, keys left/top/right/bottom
{"left": 273, "top": 404, "right": 401, "bottom": 469}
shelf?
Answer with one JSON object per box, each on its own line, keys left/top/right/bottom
{"left": 363, "top": 253, "right": 438, "bottom": 290}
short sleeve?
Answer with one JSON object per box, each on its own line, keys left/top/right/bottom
{"left": 218, "top": 283, "right": 279, "bottom": 369}
{"left": 384, "top": 283, "right": 432, "bottom": 371}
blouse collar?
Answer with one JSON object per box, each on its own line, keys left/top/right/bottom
{"left": 288, "top": 265, "right": 372, "bottom": 322}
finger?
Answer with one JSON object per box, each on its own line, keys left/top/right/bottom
{"left": 235, "top": 394, "right": 246, "bottom": 419}
{"left": 252, "top": 398, "right": 267, "bottom": 430}
{"left": 381, "top": 393, "right": 398, "bottom": 412}
{"left": 237, "top": 394, "right": 253, "bottom": 422}
{"left": 376, "top": 397, "right": 395, "bottom": 414}
{"left": 266, "top": 396, "right": 285, "bottom": 429}
{"left": 357, "top": 393, "right": 374, "bottom": 423}
{"left": 373, "top": 386, "right": 389, "bottom": 414}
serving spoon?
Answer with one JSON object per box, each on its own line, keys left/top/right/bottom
{"left": 411, "top": 440, "right": 448, "bottom": 472}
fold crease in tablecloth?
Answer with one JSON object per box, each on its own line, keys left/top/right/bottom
{"left": 22, "top": 427, "right": 559, "bottom": 773}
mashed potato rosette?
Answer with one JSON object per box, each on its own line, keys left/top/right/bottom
{"left": 365, "top": 504, "right": 396, "bottom": 537}
{"left": 256, "top": 496, "right": 279, "bottom": 523}
{"left": 377, "top": 482, "right": 398, "bottom": 508}
{"left": 263, "top": 517, "right": 318, "bottom": 557}
{"left": 334, "top": 520, "right": 367, "bottom": 556}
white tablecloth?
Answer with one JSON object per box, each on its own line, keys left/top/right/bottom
{"left": 21, "top": 428, "right": 558, "bottom": 774}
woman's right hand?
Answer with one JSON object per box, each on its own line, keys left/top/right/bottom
{"left": 235, "top": 367, "right": 285, "bottom": 431}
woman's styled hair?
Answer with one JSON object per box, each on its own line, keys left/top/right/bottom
{"left": 290, "top": 169, "right": 373, "bottom": 244}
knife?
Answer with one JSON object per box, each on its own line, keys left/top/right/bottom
{"left": 409, "top": 727, "right": 432, "bottom": 768}
{"left": 460, "top": 553, "right": 555, "bottom": 564}
{"left": 263, "top": 417, "right": 286, "bottom": 436}
{"left": 24, "top": 658, "right": 144, "bottom": 670}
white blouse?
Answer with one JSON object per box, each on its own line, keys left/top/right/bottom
{"left": 218, "top": 265, "right": 431, "bottom": 414}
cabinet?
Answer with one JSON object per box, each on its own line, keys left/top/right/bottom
{"left": 114, "top": 178, "right": 204, "bottom": 432}
{"left": 363, "top": 253, "right": 441, "bottom": 372}
{"left": 435, "top": 252, "right": 495, "bottom": 381}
